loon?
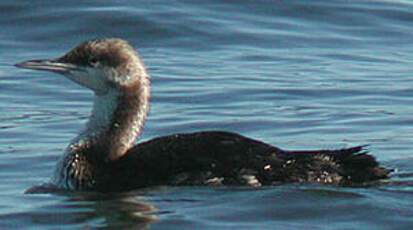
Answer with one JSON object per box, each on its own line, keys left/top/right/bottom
{"left": 15, "top": 38, "right": 389, "bottom": 192}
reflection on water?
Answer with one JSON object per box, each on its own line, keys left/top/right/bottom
{"left": 16, "top": 173, "right": 413, "bottom": 230}
{"left": 10, "top": 189, "right": 162, "bottom": 230}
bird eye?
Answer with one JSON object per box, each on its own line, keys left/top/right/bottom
{"left": 88, "top": 57, "right": 99, "bottom": 67}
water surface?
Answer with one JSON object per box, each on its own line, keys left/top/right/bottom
{"left": 0, "top": 0, "right": 412, "bottom": 229}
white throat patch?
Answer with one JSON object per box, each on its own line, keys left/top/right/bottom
{"left": 86, "top": 89, "right": 119, "bottom": 135}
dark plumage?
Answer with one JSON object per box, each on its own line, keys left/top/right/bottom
{"left": 93, "top": 131, "right": 389, "bottom": 192}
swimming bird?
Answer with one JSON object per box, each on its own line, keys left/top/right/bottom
{"left": 15, "top": 38, "right": 389, "bottom": 192}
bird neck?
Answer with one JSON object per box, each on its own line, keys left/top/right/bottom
{"left": 70, "top": 79, "right": 150, "bottom": 162}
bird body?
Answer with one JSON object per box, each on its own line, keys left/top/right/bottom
{"left": 15, "top": 38, "right": 389, "bottom": 192}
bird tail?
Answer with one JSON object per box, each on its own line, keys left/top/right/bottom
{"left": 333, "top": 146, "right": 390, "bottom": 184}
{"left": 283, "top": 145, "right": 390, "bottom": 185}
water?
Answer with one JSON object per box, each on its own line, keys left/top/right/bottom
{"left": 0, "top": 0, "right": 412, "bottom": 229}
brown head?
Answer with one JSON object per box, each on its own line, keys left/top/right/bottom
{"left": 15, "top": 38, "right": 149, "bottom": 95}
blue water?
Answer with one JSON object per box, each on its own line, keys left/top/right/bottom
{"left": 1, "top": 0, "right": 412, "bottom": 229}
